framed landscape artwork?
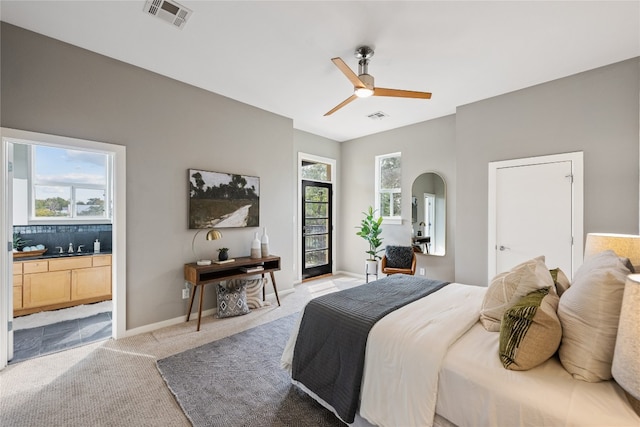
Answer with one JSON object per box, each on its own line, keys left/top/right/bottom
{"left": 188, "top": 169, "right": 260, "bottom": 229}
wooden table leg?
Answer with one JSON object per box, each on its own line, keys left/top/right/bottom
{"left": 186, "top": 283, "right": 197, "bottom": 322}
{"left": 270, "top": 271, "right": 281, "bottom": 306}
{"left": 196, "top": 282, "right": 205, "bottom": 331}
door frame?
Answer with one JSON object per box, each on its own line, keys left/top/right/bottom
{"left": 488, "top": 152, "right": 583, "bottom": 281}
{"left": 297, "top": 153, "right": 337, "bottom": 282}
{"left": 0, "top": 128, "right": 127, "bottom": 370}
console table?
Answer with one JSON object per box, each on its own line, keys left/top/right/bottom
{"left": 184, "top": 255, "right": 281, "bottom": 331}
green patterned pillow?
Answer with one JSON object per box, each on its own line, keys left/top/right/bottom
{"left": 499, "top": 287, "right": 562, "bottom": 370}
{"left": 216, "top": 282, "right": 250, "bottom": 318}
{"left": 549, "top": 268, "right": 571, "bottom": 296}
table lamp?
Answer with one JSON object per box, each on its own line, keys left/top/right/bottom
{"left": 584, "top": 233, "right": 640, "bottom": 272}
{"left": 191, "top": 229, "right": 222, "bottom": 265}
{"left": 612, "top": 274, "right": 640, "bottom": 416}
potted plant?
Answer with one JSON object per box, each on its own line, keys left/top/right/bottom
{"left": 12, "top": 233, "right": 29, "bottom": 252}
{"left": 217, "top": 247, "right": 230, "bottom": 261}
{"left": 356, "top": 206, "right": 383, "bottom": 275}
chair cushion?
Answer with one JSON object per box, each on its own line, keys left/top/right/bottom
{"left": 385, "top": 246, "right": 414, "bottom": 268}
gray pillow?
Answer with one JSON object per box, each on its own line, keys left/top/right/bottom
{"left": 216, "top": 282, "right": 250, "bottom": 318}
{"left": 385, "top": 246, "right": 414, "bottom": 268}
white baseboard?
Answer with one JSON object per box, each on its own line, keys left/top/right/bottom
{"left": 122, "top": 288, "right": 295, "bottom": 338}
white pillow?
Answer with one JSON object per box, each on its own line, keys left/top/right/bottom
{"left": 557, "top": 250, "right": 631, "bottom": 382}
{"left": 480, "top": 256, "right": 555, "bottom": 332}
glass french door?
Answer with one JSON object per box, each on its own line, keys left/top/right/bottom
{"left": 302, "top": 180, "right": 332, "bottom": 279}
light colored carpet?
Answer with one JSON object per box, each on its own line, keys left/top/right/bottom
{"left": 0, "top": 275, "right": 362, "bottom": 427}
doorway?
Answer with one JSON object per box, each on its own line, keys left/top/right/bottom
{"left": 1, "top": 128, "right": 127, "bottom": 369}
{"left": 302, "top": 180, "right": 333, "bottom": 279}
{"left": 488, "top": 152, "right": 583, "bottom": 281}
{"left": 298, "top": 153, "right": 336, "bottom": 282}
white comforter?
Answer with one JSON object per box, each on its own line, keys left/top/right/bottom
{"left": 359, "top": 283, "right": 485, "bottom": 427}
{"left": 281, "top": 282, "right": 485, "bottom": 427}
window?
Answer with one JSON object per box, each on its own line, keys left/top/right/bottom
{"left": 301, "top": 161, "right": 331, "bottom": 182}
{"left": 375, "top": 152, "right": 402, "bottom": 223}
{"left": 31, "top": 144, "right": 112, "bottom": 221}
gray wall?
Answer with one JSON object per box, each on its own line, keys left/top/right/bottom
{"left": 1, "top": 23, "right": 295, "bottom": 329}
{"left": 339, "top": 115, "right": 457, "bottom": 282}
{"left": 454, "top": 58, "right": 640, "bottom": 285}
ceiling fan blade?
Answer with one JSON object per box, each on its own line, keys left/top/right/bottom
{"left": 373, "top": 87, "right": 432, "bottom": 99}
{"left": 324, "top": 94, "right": 358, "bottom": 116}
{"left": 331, "top": 57, "right": 366, "bottom": 89}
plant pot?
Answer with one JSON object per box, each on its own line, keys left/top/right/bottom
{"left": 365, "top": 259, "right": 378, "bottom": 273}
{"left": 218, "top": 251, "right": 229, "bottom": 261}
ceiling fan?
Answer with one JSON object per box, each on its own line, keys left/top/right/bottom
{"left": 324, "top": 46, "right": 432, "bottom": 116}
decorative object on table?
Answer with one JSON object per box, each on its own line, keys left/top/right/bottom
{"left": 356, "top": 206, "right": 383, "bottom": 282}
{"left": 584, "top": 232, "right": 640, "bottom": 271}
{"left": 12, "top": 232, "right": 30, "bottom": 252}
{"left": 261, "top": 227, "right": 270, "bottom": 257}
{"left": 250, "top": 232, "right": 261, "bottom": 258}
{"left": 216, "top": 282, "right": 250, "bottom": 318}
{"left": 188, "top": 168, "right": 259, "bottom": 229}
{"left": 217, "top": 247, "right": 229, "bottom": 261}
{"left": 191, "top": 228, "right": 222, "bottom": 266}
{"left": 612, "top": 274, "right": 640, "bottom": 416}
{"left": 94, "top": 239, "right": 101, "bottom": 253}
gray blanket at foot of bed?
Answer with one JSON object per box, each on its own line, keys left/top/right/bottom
{"left": 291, "top": 274, "right": 448, "bottom": 424}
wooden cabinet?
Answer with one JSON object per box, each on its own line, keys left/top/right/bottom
{"left": 23, "top": 270, "right": 72, "bottom": 308}
{"left": 13, "top": 254, "right": 112, "bottom": 316}
{"left": 13, "top": 262, "right": 23, "bottom": 310}
{"left": 72, "top": 265, "right": 111, "bottom": 300}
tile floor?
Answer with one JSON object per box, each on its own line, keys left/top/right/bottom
{"left": 10, "top": 311, "right": 112, "bottom": 364}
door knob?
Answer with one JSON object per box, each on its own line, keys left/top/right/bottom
{"left": 499, "top": 245, "right": 510, "bottom": 251}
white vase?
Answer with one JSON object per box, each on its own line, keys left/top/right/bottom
{"left": 250, "top": 232, "right": 261, "bottom": 258}
{"left": 261, "top": 227, "right": 270, "bottom": 257}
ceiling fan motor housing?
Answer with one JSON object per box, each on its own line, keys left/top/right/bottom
{"left": 358, "top": 73, "right": 374, "bottom": 90}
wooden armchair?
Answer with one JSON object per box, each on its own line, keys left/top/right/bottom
{"left": 381, "top": 245, "right": 417, "bottom": 276}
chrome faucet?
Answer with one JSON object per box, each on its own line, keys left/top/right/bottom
{"left": 77, "top": 245, "right": 84, "bottom": 253}
{"left": 56, "top": 246, "right": 64, "bottom": 254}
{"left": 68, "top": 243, "right": 74, "bottom": 253}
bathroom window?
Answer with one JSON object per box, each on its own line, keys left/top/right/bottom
{"left": 30, "top": 144, "right": 112, "bottom": 221}
{"left": 375, "top": 152, "right": 402, "bottom": 224}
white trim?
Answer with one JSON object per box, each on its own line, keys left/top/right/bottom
{"left": 297, "top": 152, "right": 337, "bottom": 282}
{"left": 0, "top": 128, "right": 127, "bottom": 370}
{"left": 0, "top": 139, "right": 13, "bottom": 367}
{"left": 488, "top": 152, "right": 584, "bottom": 282}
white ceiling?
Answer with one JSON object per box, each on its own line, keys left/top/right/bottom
{"left": 1, "top": 1, "right": 639, "bottom": 142}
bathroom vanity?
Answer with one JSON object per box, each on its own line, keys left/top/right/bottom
{"left": 13, "top": 253, "right": 112, "bottom": 316}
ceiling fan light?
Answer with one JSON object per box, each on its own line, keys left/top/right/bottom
{"left": 355, "top": 87, "right": 374, "bottom": 98}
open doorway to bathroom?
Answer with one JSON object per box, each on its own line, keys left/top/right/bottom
{"left": 1, "top": 128, "right": 127, "bottom": 369}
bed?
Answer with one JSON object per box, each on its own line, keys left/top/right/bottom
{"left": 281, "top": 254, "right": 640, "bottom": 427}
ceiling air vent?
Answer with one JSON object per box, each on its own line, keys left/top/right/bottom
{"left": 367, "top": 111, "right": 389, "bottom": 121}
{"left": 144, "top": 0, "right": 192, "bottom": 29}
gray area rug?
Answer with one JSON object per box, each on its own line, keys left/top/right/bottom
{"left": 157, "top": 313, "right": 345, "bottom": 426}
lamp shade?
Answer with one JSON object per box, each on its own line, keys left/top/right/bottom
{"left": 584, "top": 233, "right": 640, "bottom": 270}
{"left": 612, "top": 274, "right": 640, "bottom": 416}
{"left": 192, "top": 228, "right": 222, "bottom": 264}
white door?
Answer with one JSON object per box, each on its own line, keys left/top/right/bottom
{"left": 488, "top": 152, "right": 583, "bottom": 281}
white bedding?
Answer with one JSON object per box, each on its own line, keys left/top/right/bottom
{"left": 437, "top": 321, "right": 640, "bottom": 427}
{"left": 282, "top": 281, "right": 640, "bottom": 427}
{"left": 359, "top": 283, "right": 485, "bottom": 426}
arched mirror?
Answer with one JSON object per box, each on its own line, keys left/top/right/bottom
{"left": 411, "top": 172, "right": 446, "bottom": 256}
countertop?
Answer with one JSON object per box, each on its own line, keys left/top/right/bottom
{"left": 13, "top": 250, "right": 112, "bottom": 261}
